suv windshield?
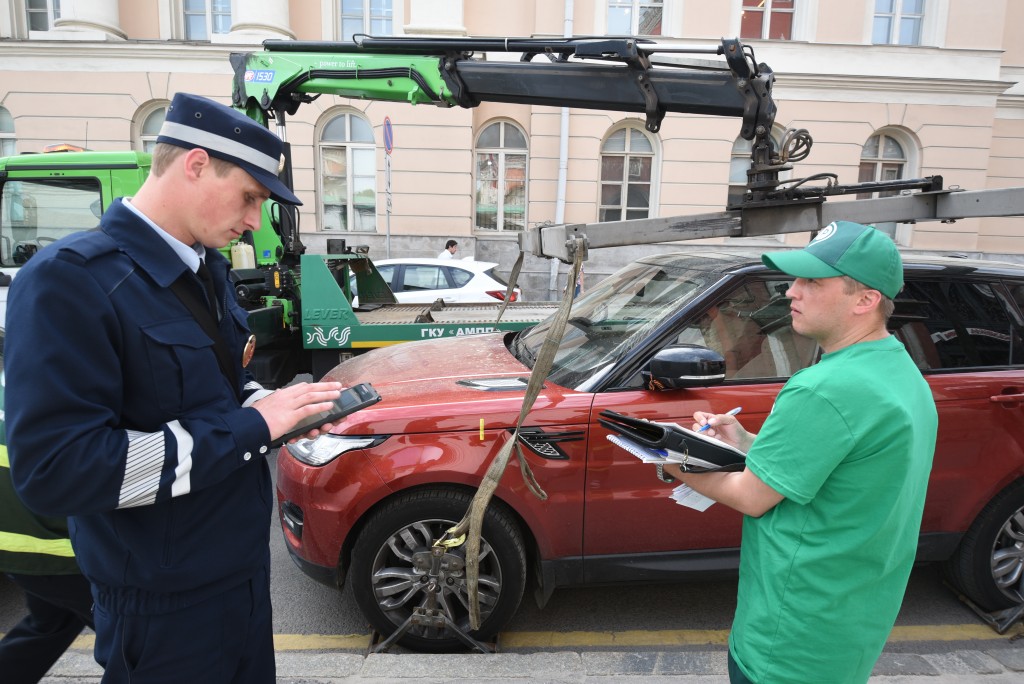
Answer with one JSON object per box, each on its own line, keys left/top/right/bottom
{"left": 515, "top": 255, "right": 724, "bottom": 388}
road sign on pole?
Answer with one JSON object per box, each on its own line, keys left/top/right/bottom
{"left": 383, "top": 117, "right": 394, "bottom": 155}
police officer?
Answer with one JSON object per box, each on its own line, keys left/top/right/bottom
{"left": 5, "top": 93, "right": 345, "bottom": 683}
{"left": 0, "top": 341, "right": 94, "bottom": 684}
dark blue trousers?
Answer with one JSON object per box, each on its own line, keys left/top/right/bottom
{"left": 0, "top": 572, "right": 95, "bottom": 684}
{"left": 93, "top": 566, "right": 274, "bottom": 684}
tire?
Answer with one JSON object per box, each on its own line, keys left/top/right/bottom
{"left": 944, "top": 478, "right": 1024, "bottom": 610}
{"left": 349, "top": 488, "right": 527, "bottom": 652}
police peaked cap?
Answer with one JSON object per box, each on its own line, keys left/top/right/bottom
{"left": 157, "top": 92, "right": 301, "bottom": 206}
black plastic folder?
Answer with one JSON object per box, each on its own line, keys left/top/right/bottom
{"left": 599, "top": 410, "right": 746, "bottom": 472}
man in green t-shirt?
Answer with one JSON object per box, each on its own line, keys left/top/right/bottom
{"left": 664, "top": 221, "right": 938, "bottom": 684}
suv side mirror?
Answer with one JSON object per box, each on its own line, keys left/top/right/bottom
{"left": 641, "top": 344, "right": 726, "bottom": 390}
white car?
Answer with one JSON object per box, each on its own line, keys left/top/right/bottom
{"left": 364, "top": 257, "right": 524, "bottom": 304}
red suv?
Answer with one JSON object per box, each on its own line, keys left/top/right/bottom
{"left": 276, "top": 251, "right": 1024, "bottom": 652}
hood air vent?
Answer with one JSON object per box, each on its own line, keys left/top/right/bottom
{"left": 456, "top": 377, "right": 537, "bottom": 391}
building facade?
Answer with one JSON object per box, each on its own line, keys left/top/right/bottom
{"left": 1, "top": 0, "right": 1022, "bottom": 298}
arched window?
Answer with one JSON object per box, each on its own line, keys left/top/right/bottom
{"left": 0, "top": 107, "right": 15, "bottom": 156}
{"left": 858, "top": 129, "right": 916, "bottom": 243}
{"left": 600, "top": 125, "right": 655, "bottom": 222}
{"left": 858, "top": 131, "right": 908, "bottom": 197}
{"left": 319, "top": 112, "right": 377, "bottom": 232}
{"left": 474, "top": 121, "right": 527, "bottom": 232}
{"left": 136, "top": 105, "right": 168, "bottom": 153}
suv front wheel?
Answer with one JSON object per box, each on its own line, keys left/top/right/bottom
{"left": 349, "top": 488, "right": 527, "bottom": 652}
{"left": 945, "top": 478, "right": 1024, "bottom": 610}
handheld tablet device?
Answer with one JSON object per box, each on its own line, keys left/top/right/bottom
{"left": 273, "top": 382, "right": 381, "bottom": 446}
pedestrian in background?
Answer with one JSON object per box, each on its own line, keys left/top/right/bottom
{"left": 5, "top": 93, "right": 346, "bottom": 684}
{"left": 438, "top": 239, "right": 458, "bottom": 259}
{"left": 0, "top": 340, "right": 95, "bottom": 684}
{"left": 663, "top": 221, "right": 938, "bottom": 683}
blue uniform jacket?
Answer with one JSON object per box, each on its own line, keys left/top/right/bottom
{"left": 6, "top": 199, "right": 275, "bottom": 615}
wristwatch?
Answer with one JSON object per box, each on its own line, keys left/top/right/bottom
{"left": 655, "top": 463, "right": 676, "bottom": 483}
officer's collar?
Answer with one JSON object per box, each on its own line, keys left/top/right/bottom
{"left": 100, "top": 199, "right": 194, "bottom": 288}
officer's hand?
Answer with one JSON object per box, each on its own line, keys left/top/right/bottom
{"left": 252, "top": 382, "right": 344, "bottom": 443}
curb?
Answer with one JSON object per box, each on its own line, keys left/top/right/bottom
{"left": 41, "top": 646, "right": 1024, "bottom": 682}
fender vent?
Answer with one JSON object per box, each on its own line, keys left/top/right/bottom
{"left": 513, "top": 427, "right": 585, "bottom": 460}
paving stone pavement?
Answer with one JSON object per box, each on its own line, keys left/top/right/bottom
{"left": 37, "top": 643, "right": 1024, "bottom": 682}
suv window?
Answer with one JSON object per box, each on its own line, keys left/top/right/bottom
{"left": 891, "top": 280, "right": 1024, "bottom": 370}
{"left": 1008, "top": 283, "right": 1024, "bottom": 316}
{"left": 632, "top": 272, "right": 1024, "bottom": 386}
{"left": 676, "top": 277, "right": 816, "bottom": 381}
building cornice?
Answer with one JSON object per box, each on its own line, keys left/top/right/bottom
{"left": 775, "top": 72, "right": 1013, "bottom": 99}
{"left": 0, "top": 39, "right": 241, "bottom": 73}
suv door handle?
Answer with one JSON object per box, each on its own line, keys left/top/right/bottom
{"left": 990, "top": 393, "right": 1024, "bottom": 404}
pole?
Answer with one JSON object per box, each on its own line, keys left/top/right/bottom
{"left": 383, "top": 116, "right": 394, "bottom": 259}
{"left": 385, "top": 153, "right": 392, "bottom": 259}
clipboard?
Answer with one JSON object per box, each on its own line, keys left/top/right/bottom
{"left": 599, "top": 410, "right": 746, "bottom": 472}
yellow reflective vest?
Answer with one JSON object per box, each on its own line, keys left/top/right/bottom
{"left": 0, "top": 419, "right": 80, "bottom": 575}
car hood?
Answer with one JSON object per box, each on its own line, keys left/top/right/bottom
{"left": 320, "top": 333, "right": 592, "bottom": 435}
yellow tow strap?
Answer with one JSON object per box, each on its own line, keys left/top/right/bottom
{"left": 440, "top": 238, "right": 586, "bottom": 629}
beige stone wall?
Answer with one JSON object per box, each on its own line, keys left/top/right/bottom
{"left": 814, "top": 0, "right": 870, "bottom": 44}
{"left": 1002, "top": 0, "right": 1024, "bottom": 66}
{"left": 119, "top": 1, "right": 158, "bottom": 38}
{"left": 945, "top": 0, "right": 1005, "bottom": 49}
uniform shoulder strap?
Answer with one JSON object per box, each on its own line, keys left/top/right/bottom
{"left": 53, "top": 229, "right": 135, "bottom": 295}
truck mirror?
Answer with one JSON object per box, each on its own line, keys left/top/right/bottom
{"left": 641, "top": 344, "right": 726, "bottom": 391}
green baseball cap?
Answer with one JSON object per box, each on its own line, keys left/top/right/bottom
{"left": 761, "top": 221, "right": 903, "bottom": 298}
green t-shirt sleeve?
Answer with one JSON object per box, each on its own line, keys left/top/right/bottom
{"left": 745, "top": 383, "right": 855, "bottom": 505}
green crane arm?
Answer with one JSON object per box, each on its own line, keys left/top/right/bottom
{"left": 230, "top": 36, "right": 775, "bottom": 140}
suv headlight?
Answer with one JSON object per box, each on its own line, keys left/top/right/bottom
{"left": 285, "top": 434, "right": 387, "bottom": 466}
